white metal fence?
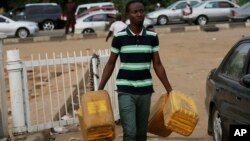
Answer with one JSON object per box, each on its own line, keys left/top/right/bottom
{"left": 6, "top": 49, "right": 119, "bottom": 135}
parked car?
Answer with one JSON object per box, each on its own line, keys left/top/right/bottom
{"left": 75, "top": 10, "right": 155, "bottom": 35}
{"left": 4, "top": 3, "right": 65, "bottom": 31}
{"left": 229, "top": 2, "right": 250, "bottom": 22}
{"left": 0, "top": 15, "right": 39, "bottom": 38}
{"left": 125, "top": 16, "right": 155, "bottom": 30}
{"left": 182, "top": 0, "right": 239, "bottom": 25}
{"left": 76, "top": 6, "right": 118, "bottom": 19}
{"left": 146, "top": 0, "right": 202, "bottom": 25}
{"left": 75, "top": 11, "right": 117, "bottom": 34}
{"left": 75, "top": 2, "right": 115, "bottom": 17}
{"left": 205, "top": 35, "right": 250, "bottom": 141}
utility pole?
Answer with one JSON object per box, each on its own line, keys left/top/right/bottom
{"left": 0, "top": 33, "right": 8, "bottom": 138}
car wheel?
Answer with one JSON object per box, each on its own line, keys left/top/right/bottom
{"left": 16, "top": 28, "right": 29, "bottom": 39}
{"left": 212, "top": 109, "right": 222, "bottom": 141}
{"left": 82, "top": 28, "right": 95, "bottom": 34}
{"left": 157, "top": 15, "right": 168, "bottom": 25}
{"left": 42, "top": 20, "right": 55, "bottom": 31}
{"left": 246, "top": 18, "right": 250, "bottom": 22}
{"left": 212, "top": 108, "right": 228, "bottom": 141}
{"left": 197, "top": 16, "right": 208, "bottom": 26}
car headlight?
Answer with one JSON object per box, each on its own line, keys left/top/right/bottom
{"left": 147, "top": 13, "right": 156, "bottom": 19}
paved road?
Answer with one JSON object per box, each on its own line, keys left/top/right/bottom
{"left": 35, "top": 21, "right": 247, "bottom": 38}
{"left": 4, "top": 24, "right": 250, "bottom": 141}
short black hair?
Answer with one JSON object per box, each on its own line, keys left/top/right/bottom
{"left": 125, "top": 0, "right": 144, "bottom": 13}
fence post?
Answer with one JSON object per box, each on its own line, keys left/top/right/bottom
{"left": 91, "top": 57, "right": 99, "bottom": 91}
{"left": 0, "top": 34, "right": 9, "bottom": 138}
{"left": 6, "top": 49, "right": 27, "bottom": 134}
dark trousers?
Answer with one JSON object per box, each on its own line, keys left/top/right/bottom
{"left": 65, "top": 19, "right": 75, "bottom": 34}
{"left": 118, "top": 93, "right": 152, "bottom": 141}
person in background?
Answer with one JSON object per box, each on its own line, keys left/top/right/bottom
{"left": 182, "top": 0, "right": 193, "bottom": 25}
{"left": 65, "top": 0, "right": 76, "bottom": 34}
{"left": 155, "top": 2, "right": 161, "bottom": 11}
{"left": 105, "top": 14, "right": 127, "bottom": 42}
{"left": 98, "top": 0, "right": 172, "bottom": 140}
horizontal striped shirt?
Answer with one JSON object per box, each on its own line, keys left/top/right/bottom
{"left": 111, "top": 27, "right": 159, "bottom": 94}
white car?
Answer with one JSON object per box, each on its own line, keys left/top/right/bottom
{"left": 75, "top": 10, "right": 155, "bottom": 34}
{"left": 147, "top": 0, "right": 202, "bottom": 25}
{"left": 182, "top": 0, "right": 239, "bottom": 25}
{"left": 75, "top": 11, "right": 117, "bottom": 34}
{"left": 125, "top": 16, "right": 155, "bottom": 29}
{"left": 0, "top": 15, "right": 39, "bottom": 38}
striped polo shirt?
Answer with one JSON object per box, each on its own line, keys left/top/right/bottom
{"left": 111, "top": 27, "right": 160, "bottom": 95}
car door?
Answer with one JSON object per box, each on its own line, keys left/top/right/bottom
{"left": 168, "top": 1, "right": 186, "bottom": 22}
{"left": 216, "top": 41, "right": 250, "bottom": 127}
{"left": 203, "top": 1, "right": 225, "bottom": 22}
{"left": 0, "top": 17, "right": 14, "bottom": 36}
{"left": 88, "top": 13, "right": 109, "bottom": 31}
{"left": 217, "top": 1, "right": 237, "bottom": 21}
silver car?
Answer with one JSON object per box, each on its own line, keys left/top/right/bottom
{"left": 75, "top": 11, "right": 155, "bottom": 34}
{"left": 75, "top": 11, "right": 117, "bottom": 34}
{"left": 229, "top": 2, "right": 250, "bottom": 22}
{"left": 0, "top": 15, "right": 39, "bottom": 38}
{"left": 146, "top": 0, "right": 202, "bottom": 25}
{"left": 182, "top": 0, "right": 239, "bottom": 26}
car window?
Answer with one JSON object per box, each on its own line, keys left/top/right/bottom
{"left": 193, "top": 1, "right": 205, "bottom": 8}
{"left": 175, "top": 2, "right": 187, "bottom": 9}
{"left": 241, "top": 2, "right": 250, "bottom": 9}
{"left": 44, "top": 6, "right": 60, "bottom": 13}
{"left": 221, "top": 42, "right": 250, "bottom": 80}
{"left": 191, "top": 1, "right": 199, "bottom": 6}
{"left": 91, "top": 14, "right": 107, "bottom": 21}
{"left": 26, "top": 6, "right": 44, "bottom": 15}
{"left": 77, "top": 7, "right": 87, "bottom": 15}
{"left": 218, "top": 2, "right": 234, "bottom": 8}
{"left": 205, "top": 2, "right": 218, "bottom": 8}
{"left": 12, "top": 7, "right": 25, "bottom": 16}
{"left": 0, "top": 17, "right": 6, "bottom": 22}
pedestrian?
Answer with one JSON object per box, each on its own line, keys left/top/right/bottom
{"left": 155, "top": 2, "right": 161, "bottom": 11}
{"left": 182, "top": 0, "right": 193, "bottom": 25}
{"left": 65, "top": 0, "right": 76, "bottom": 34}
{"left": 98, "top": 0, "right": 172, "bottom": 141}
{"left": 105, "top": 14, "right": 127, "bottom": 42}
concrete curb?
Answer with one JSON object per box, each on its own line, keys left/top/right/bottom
{"left": 3, "top": 22, "right": 250, "bottom": 45}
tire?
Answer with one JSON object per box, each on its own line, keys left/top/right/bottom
{"left": 82, "top": 28, "right": 95, "bottom": 34}
{"left": 42, "top": 20, "right": 55, "bottom": 31}
{"left": 197, "top": 16, "right": 208, "bottom": 26}
{"left": 212, "top": 108, "right": 228, "bottom": 141}
{"left": 157, "top": 15, "right": 168, "bottom": 25}
{"left": 246, "top": 18, "right": 250, "bottom": 22}
{"left": 16, "top": 28, "right": 29, "bottom": 39}
{"left": 203, "top": 25, "right": 219, "bottom": 32}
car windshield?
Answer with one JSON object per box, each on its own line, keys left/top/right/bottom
{"left": 241, "top": 2, "right": 250, "bottom": 9}
{"left": 193, "top": 1, "right": 205, "bottom": 8}
{"left": 166, "top": 2, "right": 177, "bottom": 9}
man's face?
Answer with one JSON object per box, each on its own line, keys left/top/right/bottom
{"left": 127, "top": 2, "right": 145, "bottom": 26}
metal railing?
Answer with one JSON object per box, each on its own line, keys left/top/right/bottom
{"left": 6, "top": 49, "right": 119, "bottom": 135}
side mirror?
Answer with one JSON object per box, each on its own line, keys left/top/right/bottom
{"left": 240, "top": 74, "right": 250, "bottom": 88}
{"left": 172, "top": 8, "right": 176, "bottom": 11}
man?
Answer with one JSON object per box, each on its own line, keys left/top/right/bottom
{"left": 105, "top": 14, "right": 127, "bottom": 42}
{"left": 98, "top": 0, "right": 172, "bottom": 141}
{"left": 65, "top": 0, "right": 76, "bottom": 34}
{"left": 182, "top": 0, "right": 193, "bottom": 25}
